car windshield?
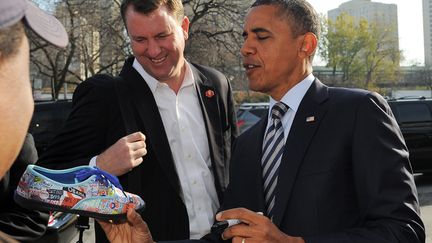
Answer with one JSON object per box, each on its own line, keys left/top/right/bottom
{"left": 236, "top": 103, "right": 269, "bottom": 133}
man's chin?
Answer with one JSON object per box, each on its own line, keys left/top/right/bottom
{"left": 248, "top": 81, "right": 263, "bottom": 93}
{"left": 154, "top": 74, "right": 174, "bottom": 83}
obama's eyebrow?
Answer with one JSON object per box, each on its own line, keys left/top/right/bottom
{"left": 242, "top": 27, "right": 271, "bottom": 38}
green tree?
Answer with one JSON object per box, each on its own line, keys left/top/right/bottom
{"left": 319, "top": 13, "right": 401, "bottom": 88}
{"left": 319, "top": 13, "right": 369, "bottom": 83}
{"left": 362, "top": 23, "right": 401, "bottom": 88}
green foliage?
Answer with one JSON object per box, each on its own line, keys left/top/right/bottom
{"left": 362, "top": 23, "right": 401, "bottom": 87}
{"left": 319, "top": 13, "right": 402, "bottom": 88}
{"left": 320, "top": 13, "right": 368, "bottom": 82}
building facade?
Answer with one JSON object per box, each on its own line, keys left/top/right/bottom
{"left": 328, "top": 0, "right": 399, "bottom": 51}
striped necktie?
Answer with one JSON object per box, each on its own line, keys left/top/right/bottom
{"left": 262, "top": 102, "right": 289, "bottom": 218}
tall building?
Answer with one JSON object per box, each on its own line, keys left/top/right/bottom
{"left": 328, "top": 0, "right": 399, "bottom": 51}
{"left": 424, "top": 0, "right": 432, "bottom": 67}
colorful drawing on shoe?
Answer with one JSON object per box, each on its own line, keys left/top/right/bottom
{"left": 14, "top": 165, "right": 145, "bottom": 219}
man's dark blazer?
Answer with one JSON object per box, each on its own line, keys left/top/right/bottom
{"left": 37, "top": 57, "right": 237, "bottom": 241}
{"left": 199, "top": 79, "right": 424, "bottom": 243}
{"left": 0, "top": 133, "right": 49, "bottom": 242}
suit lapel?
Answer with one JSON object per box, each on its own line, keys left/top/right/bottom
{"left": 119, "top": 58, "right": 181, "bottom": 195}
{"left": 190, "top": 65, "right": 226, "bottom": 199}
{"left": 249, "top": 118, "right": 268, "bottom": 212}
{"left": 272, "top": 79, "right": 330, "bottom": 226}
{"left": 224, "top": 117, "right": 267, "bottom": 212}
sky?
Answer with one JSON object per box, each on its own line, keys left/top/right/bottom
{"left": 307, "top": 0, "right": 424, "bottom": 66}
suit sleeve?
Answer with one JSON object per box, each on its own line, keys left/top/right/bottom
{"left": 0, "top": 133, "right": 49, "bottom": 242}
{"left": 226, "top": 78, "right": 238, "bottom": 160}
{"left": 304, "top": 92, "right": 425, "bottom": 243}
{"left": 227, "top": 79, "right": 238, "bottom": 139}
{"left": 37, "top": 75, "right": 116, "bottom": 169}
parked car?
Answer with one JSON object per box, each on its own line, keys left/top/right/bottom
{"left": 26, "top": 99, "right": 78, "bottom": 242}
{"left": 29, "top": 99, "right": 73, "bottom": 156}
{"left": 34, "top": 212, "right": 78, "bottom": 243}
{"left": 388, "top": 97, "right": 432, "bottom": 174}
{"left": 236, "top": 102, "right": 269, "bottom": 134}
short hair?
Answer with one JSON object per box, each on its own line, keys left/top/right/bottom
{"left": 120, "top": 0, "right": 184, "bottom": 27}
{"left": 251, "top": 0, "right": 320, "bottom": 40}
{"left": 0, "top": 21, "right": 25, "bottom": 64}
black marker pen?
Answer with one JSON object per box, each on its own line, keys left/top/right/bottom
{"left": 210, "top": 219, "right": 242, "bottom": 232}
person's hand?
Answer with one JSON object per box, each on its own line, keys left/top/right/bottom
{"left": 98, "top": 208, "right": 154, "bottom": 243}
{"left": 217, "top": 208, "right": 305, "bottom": 243}
{"left": 96, "top": 132, "right": 146, "bottom": 176}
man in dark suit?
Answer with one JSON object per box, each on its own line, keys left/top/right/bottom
{"left": 37, "top": 0, "right": 237, "bottom": 242}
{"left": 99, "top": 0, "right": 425, "bottom": 242}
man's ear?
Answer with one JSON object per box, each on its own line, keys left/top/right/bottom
{"left": 300, "top": 32, "right": 317, "bottom": 56}
{"left": 181, "top": 16, "right": 190, "bottom": 40}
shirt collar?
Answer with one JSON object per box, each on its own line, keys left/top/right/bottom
{"left": 268, "top": 73, "right": 315, "bottom": 118}
{"left": 132, "top": 58, "right": 194, "bottom": 93}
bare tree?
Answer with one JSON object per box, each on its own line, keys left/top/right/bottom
{"left": 184, "top": 0, "right": 249, "bottom": 90}
{"left": 30, "top": 0, "right": 128, "bottom": 99}
{"left": 29, "top": 0, "right": 250, "bottom": 99}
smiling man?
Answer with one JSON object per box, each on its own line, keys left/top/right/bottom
{"left": 36, "top": 0, "right": 237, "bottom": 242}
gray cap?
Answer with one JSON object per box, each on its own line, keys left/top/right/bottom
{"left": 0, "top": 0, "right": 68, "bottom": 48}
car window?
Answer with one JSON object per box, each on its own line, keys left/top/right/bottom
{"left": 29, "top": 100, "right": 73, "bottom": 155}
{"left": 249, "top": 108, "right": 268, "bottom": 118}
{"left": 242, "top": 111, "right": 261, "bottom": 120}
{"left": 237, "top": 109, "right": 246, "bottom": 117}
{"left": 396, "top": 103, "right": 432, "bottom": 123}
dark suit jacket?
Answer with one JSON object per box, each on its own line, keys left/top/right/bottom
{"left": 0, "top": 133, "right": 49, "bottom": 242}
{"left": 197, "top": 79, "right": 424, "bottom": 243}
{"left": 37, "top": 57, "right": 237, "bottom": 241}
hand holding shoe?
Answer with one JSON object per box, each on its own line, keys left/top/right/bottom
{"left": 99, "top": 208, "right": 154, "bottom": 243}
{"left": 97, "top": 132, "right": 147, "bottom": 176}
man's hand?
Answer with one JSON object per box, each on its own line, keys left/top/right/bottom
{"left": 98, "top": 208, "right": 154, "bottom": 243}
{"left": 217, "top": 208, "right": 305, "bottom": 243}
{"left": 96, "top": 132, "right": 147, "bottom": 176}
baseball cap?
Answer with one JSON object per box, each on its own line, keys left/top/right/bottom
{"left": 0, "top": 0, "right": 68, "bottom": 48}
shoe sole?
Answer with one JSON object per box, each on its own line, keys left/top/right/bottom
{"left": 14, "top": 192, "right": 145, "bottom": 222}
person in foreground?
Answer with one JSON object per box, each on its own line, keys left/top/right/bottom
{"left": 0, "top": 0, "right": 68, "bottom": 242}
{"left": 100, "top": 0, "right": 425, "bottom": 242}
{"left": 37, "top": 0, "right": 237, "bottom": 241}
{"left": 0, "top": 133, "right": 49, "bottom": 241}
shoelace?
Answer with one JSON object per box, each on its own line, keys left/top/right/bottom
{"left": 75, "top": 167, "right": 123, "bottom": 190}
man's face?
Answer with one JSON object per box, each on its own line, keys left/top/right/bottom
{"left": 241, "top": 5, "right": 305, "bottom": 100}
{"left": 0, "top": 35, "right": 33, "bottom": 178}
{"left": 125, "top": 5, "right": 189, "bottom": 84}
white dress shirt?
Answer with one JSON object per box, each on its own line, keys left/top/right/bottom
{"left": 132, "top": 59, "right": 219, "bottom": 239}
{"left": 90, "top": 59, "right": 220, "bottom": 238}
{"left": 265, "top": 74, "right": 315, "bottom": 142}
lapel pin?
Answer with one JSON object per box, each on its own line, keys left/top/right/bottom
{"left": 306, "top": 116, "right": 315, "bottom": 122}
{"left": 205, "top": 89, "right": 215, "bottom": 98}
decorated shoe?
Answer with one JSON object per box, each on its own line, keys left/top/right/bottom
{"left": 14, "top": 165, "right": 145, "bottom": 221}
